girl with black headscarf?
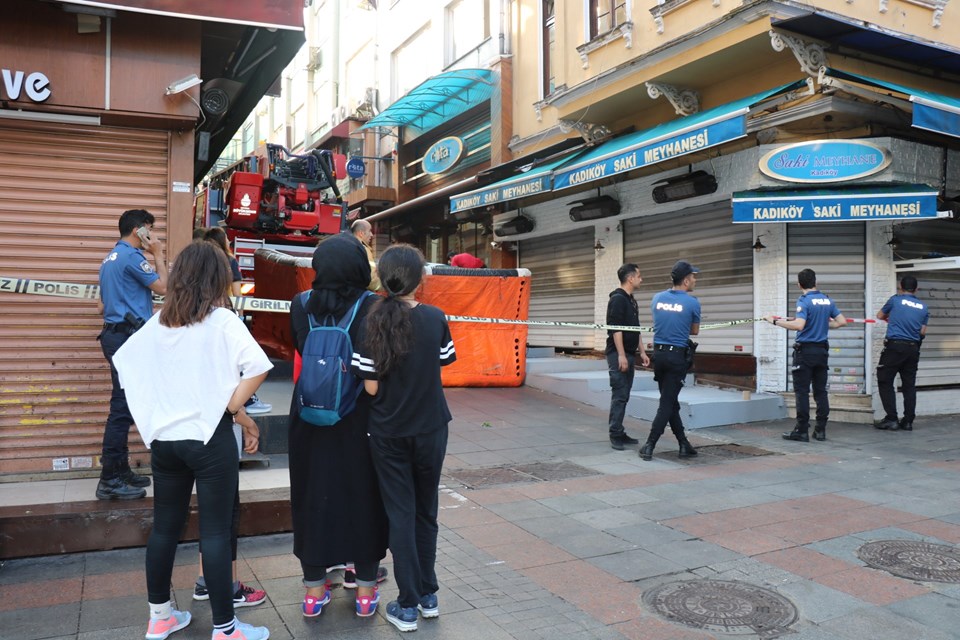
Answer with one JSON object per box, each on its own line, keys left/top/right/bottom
{"left": 287, "top": 233, "right": 388, "bottom": 619}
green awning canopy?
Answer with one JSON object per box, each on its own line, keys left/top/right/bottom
{"left": 360, "top": 69, "right": 495, "bottom": 136}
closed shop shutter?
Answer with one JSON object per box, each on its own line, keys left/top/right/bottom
{"left": 623, "top": 207, "right": 754, "bottom": 353}
{"left": 894, "top": 218, "right": 960, "bottom": 388}
{"left": 0, "top": 120, "right": 170, "bottom": 475}
{"left": 520, "top": 227, "right": 595, "bottom": 348}
{"left": 787, "top": 222, "right": 866, "bottom": 393}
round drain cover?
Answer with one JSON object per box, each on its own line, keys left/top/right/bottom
{"left": 643, "top": 579, "right": 797, "bottom": 638}
{"left": 857, "top": 540, "right": 960, "bottom": 584}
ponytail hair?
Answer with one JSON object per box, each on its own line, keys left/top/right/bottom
{"left": 364, "top": 244, "right": 425, "bottom": 375}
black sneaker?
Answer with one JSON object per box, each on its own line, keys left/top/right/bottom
{"left": 874, "top": 419, "right": 899, "bottom": 431}
{"left": 193, "top": 582, "right": 209, "bottom": 601}
{"left": 609, "top": 436, "right": 625, "bottom": 451}
{"left": 121, "top": 468, "right": 151, "bottom": 488}
{"left": 95, "top": 477, "right": 146, "bottom": 500}
{"left": 620, "top": 433, "right": 639, "bottom": 445}
{"left": 898, "top": 418, "right": 913, "bottom": 431}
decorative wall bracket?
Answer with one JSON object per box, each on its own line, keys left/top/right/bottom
{"left": 576, "top": 21, "right": 633, "bottom": 69}
{"left": 558, "top": 119, "right": 612, "bottom": 144}
{"left": 769, "top": 30, "right": 827, "bottom": 77}
{"left": 646, "top": 82, "right": 701, "bottom": 115}
{"left": 900, "top": 0, "right": 950, "bottom": 26}
{"left": 533, "top": 101, "right": 543, "bottom": 122}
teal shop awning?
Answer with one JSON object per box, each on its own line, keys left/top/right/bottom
{"left": 822, "top": 68, "right": 960, "bottom": 140}
{"left": 732, "top": 184, "right": 943, "bottom": 224}
{"left": 552, "top": 80, "right": 809, "bottom": 191}
{"left": 449, "top": 152, "right": 584, "bottom": 214}
{"left": 360, "top": 69, "right": 495, "bottom": 136}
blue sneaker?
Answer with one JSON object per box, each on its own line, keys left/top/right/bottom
{"left": 385, "top": 601, "right": 418, "bottom": 632}
{"left": 244, "top": 395, "right": 272, "bottom": 415}
{"left": 418, "top": 593, "right": 439, "bottom": 618}
{"left": 146, "top": 609, "right": 191, "bottom": 640}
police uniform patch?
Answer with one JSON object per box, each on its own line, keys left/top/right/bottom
{"left": 140, "top": 260, "right": 155, "bottom": 273}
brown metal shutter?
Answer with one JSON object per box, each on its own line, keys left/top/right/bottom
{"left": 520, "top": 228, "right": 596, "bottom": 348}
{"left": 623, "top": 206, "right": 755, "bottom": 354}
{"left": 0, "top": 120, "right": 170, "bottom": 476}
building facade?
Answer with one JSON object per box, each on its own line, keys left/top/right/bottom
{"left": 477, "top": 0, "right": 960, "bottom": 420}
{"left": 0, "top": 0, "right": 303, "bottom": 475}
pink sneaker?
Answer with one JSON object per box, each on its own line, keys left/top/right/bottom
{"left": 145, "top": 610, "right": 191, "bottom": 640}
{"left": 355, "top": 587, "right": 381, "bottom": 617}
{"left": 234, "top": 582, "right": 266, "bottom": 607}
{"left": 302, "top": 589, "right": 331, "bottom": 617}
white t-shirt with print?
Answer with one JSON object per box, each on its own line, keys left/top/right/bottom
{"left": 113, "top": 307, "right": 273, "bottom": 446}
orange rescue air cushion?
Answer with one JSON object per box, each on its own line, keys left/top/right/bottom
{"left": 251, "top": 249, "right": 530, "bottom": 387}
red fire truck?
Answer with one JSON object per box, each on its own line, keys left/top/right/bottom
{"left": 194, "top": 144, "right": 347, "bottom": 288}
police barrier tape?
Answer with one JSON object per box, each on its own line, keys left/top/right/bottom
{"left": 0, "top": 275, "right": 875, "bottom": 333}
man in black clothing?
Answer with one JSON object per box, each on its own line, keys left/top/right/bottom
{"left": 606, "top": 264, "right": 650, "bottom": 450}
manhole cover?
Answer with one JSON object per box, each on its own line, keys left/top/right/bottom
{"left": 670, "top": 443, "right": 779, "bottom": 464}
{"left": 857, "top": 540, "right": 960, "bottom": 583}
{"left": 449, "top": 460, "right": 599, "bottom": 489}
{"left": 643, "top": 579, "right": 798, "bottom": 639}
{"left": 512, "top": 460, "right": 600, "bottom": 481}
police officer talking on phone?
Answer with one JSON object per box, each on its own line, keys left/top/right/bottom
{"left": 639, "top": 260, "right": 701, "bottom": 461}
{"left": 95, "top": 209, "right": 167, "bottom": 499}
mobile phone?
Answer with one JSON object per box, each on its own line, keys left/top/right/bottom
{"left": 136, "top": 226, "right": 152, "bottom": 244}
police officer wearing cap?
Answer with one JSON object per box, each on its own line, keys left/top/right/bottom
{"left": 96, "top": 209, "right": 167, "bottom": 499}
{"left": 639, "top": 260, "right": 700, "bottom": 461}
{"left": 875, "top": 275, "right": 928, "bottom": 432}
{"left": 765, "top": 268, "right": 846, "bottom": 442}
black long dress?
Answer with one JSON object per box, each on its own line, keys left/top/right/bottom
{"left": 288, "top": 291, "right": 388, "bottom": 570}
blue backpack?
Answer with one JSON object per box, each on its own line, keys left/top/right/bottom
{"left": 297, "top": 290, "right": 373, "bottom": 426}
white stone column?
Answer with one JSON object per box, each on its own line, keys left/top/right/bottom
{"left": 593, "top": 222, "right": 624, "bottom": 350}
{"left": 867, "top": 221, "right": 898, "bottom": 418}
{"left": 754, "top": 223, "right": 788, "bottom": 392}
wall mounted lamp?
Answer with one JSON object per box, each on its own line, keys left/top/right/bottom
{"left": 752, "top": 234, "right": 767, "bottom": 252}
{"left": 594, "top": 239, "right": 605, "bottom": 253}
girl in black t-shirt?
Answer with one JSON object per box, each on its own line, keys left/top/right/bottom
{"left": 352, "top": 244, "right": 456, "bottom": 633}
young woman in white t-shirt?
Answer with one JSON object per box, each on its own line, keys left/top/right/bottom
{"left": 113, "top": 241, "right": 272, "bottom": 640}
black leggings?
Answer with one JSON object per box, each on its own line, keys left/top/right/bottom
{"left": 146, "top": 415, "right": 238, "bottom": 626}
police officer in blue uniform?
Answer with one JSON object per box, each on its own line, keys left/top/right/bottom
{"left": 606, "top": 263, "right": 651, "bottom": 450}
{"left": 96, "top": 209, "right": 167, "bottom": 499}
{"left": 639, "top": 260, "right": 700, "bottom": 461}
{"left": 875, "top": 275, "right": 928, "bottom": 431}
{"left": 766, "top": 268, "right": 847, "bottom": 442}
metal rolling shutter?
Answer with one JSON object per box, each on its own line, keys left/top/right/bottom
{"left": 0, "top": 120, "right": 170, "bottom": 475}
{"left": 623, "top": 207, "right": 754, "bottom": 353}
{"left": 787, "top": 222, "right": 866, "bottom": 393}
{"left": 520, "top": 228, "right": 595, "bottom": 348}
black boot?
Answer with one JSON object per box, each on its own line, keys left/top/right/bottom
{"left": 898, "top": 418, "right": 913, "bottom": 431}
{"left": 120, "top": 467, "right": 151, "bottom": 488}
{"left": 639, "top": 441, "right": 656, "bottom": 461}
{"left": 782, "top": 426, "right": 809, "bottom": 442}
{"left": 813, "top": 423, "right": 827, "bottom": 441}
{"left": 96, "top": 476, "right": 147, "bottom": 500}
{"left": 678, "top": 439, "right": 698, "bottom": 458}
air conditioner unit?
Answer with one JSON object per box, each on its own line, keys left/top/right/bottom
{"left": 568, "top": 195, "right": 620, "bottom": 222}
{"left": 495, "top": 214, "right": 535, "bottom": 237}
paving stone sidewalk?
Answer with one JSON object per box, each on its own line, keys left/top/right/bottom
{"left": 2, "top": 386, "right": 959, "bottom": 639}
